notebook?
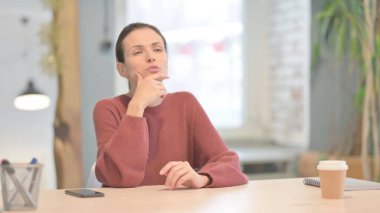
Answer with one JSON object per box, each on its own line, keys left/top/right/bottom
{"left": 303, "top": 177, "right": 380, "bottom": 191}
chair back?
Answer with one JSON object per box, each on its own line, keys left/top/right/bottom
{"left": 86, "top": 162, "right": 102, "bottom": 188}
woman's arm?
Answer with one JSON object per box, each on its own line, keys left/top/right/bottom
{"left": 159, "top": 161, "right": 211, "bottom": 190}
{"left": 189, "top": 94, "right": 249, "bottom": 187}
{"left": 93, "top": 99, "right": 149, "bottom": 187}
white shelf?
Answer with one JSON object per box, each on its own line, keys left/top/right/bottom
{"left": 231, "top": 145, "right": 301, "bottom": 179}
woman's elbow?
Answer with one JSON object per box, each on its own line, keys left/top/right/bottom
{"left": 96, "top": 170, "right": 143, "bottom": 188}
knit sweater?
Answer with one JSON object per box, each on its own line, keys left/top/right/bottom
{"left": 93, "top": 91, "right": 248, "bottom": 188}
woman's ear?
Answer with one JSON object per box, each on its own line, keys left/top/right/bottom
{"left": 116, "top": 62, "right": 129, "bottom": 79}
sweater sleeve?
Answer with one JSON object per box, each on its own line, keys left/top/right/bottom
{"left": 93, "top": 99, "right": 149, "bottom": 187}
{"left": 187, "top": 94, "right": 249, "bottom": 187}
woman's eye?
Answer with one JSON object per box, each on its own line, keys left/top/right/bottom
{"left": 133, "top": 51, "right": 142, "bottom": 55}
{"left": 154, "top": 48, "right": 163, "bottom": 52}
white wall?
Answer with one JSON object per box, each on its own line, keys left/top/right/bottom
{"left": 266, "top": 0, "right": 310, "bottom": 147}
{"left": 0, "top": 0, "right": 57, "bottom": 189}
{"left": 0, "top": 0, "right": 118, "bottom": 189}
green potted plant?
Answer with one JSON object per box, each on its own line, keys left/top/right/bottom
{"left": 314, "top": 0, "right": 380, "bottom": 181}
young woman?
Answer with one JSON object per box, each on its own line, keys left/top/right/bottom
{"left": 93, "top": 23, "right": 248, "bottom": 189}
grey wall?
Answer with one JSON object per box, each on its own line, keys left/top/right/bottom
{"left": 310, "top": 0, "right": 361, "bottom": 154}
{"left": 78, "top": 0, "right": 116, "bottom": 184}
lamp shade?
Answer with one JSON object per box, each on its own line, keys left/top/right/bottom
{"left": 14, "top": 80, "right": 51, "bottom": 111}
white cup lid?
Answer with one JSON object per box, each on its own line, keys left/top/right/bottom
{"left": 317, "top": 160, "right": 348, "bottom": 170}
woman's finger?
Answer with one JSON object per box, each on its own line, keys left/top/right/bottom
{"left": 159, "top": 161, "right": 181, "bottom": 176}
{"left": 166, "top": 166, "right": 187, "bottom": 189}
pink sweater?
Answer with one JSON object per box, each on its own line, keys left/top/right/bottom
{"left": 93, "top": 92, "right": 248, "bottom": 188}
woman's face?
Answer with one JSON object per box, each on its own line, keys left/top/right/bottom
{"left": 119, "top": 28, "right": 168, "bottom": 89}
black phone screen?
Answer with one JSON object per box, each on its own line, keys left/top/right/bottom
{"left": 65, "top": 189, "right": 105, "bottom": 198}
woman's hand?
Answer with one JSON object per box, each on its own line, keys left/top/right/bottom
{"left": 127, "top": 72, "right": 169, "bottom": 116}
{"left": 159, "top": 161, "right": 211, "bottom": 190}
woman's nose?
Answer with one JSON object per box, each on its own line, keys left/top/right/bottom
{"left": 146, "top": 52, "right": 155, "bottom": 63}
{"left": 147, "top": 57, "right": 155, "bottom": 63}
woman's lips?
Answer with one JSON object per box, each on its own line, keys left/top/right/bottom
{"left": 146, "top": 65, "right": 160, "bottom": 73}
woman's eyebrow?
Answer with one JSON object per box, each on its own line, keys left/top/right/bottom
{"left": 129, "top": 45, "right": 143, "bottom": 49}
{"left": 151, "top": 42, "right": 164, "bottom": 46}
{"left": 129, "top": 42, "right": 163, "bottom": 49}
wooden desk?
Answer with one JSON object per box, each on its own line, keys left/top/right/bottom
{"left": 3, "top": 178, "right": 380, "bottom": 213}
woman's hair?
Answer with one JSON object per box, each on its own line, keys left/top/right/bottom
{"left": 115, "top": 22, "right": 167, "bottom": 63}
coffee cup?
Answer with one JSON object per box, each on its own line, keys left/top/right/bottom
{"left": 317, "top": 160, "right": 348, "bottom": 199}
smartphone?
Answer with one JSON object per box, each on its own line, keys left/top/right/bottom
{"left": 65, "top": 189, "right": 104, "bottom": 198}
